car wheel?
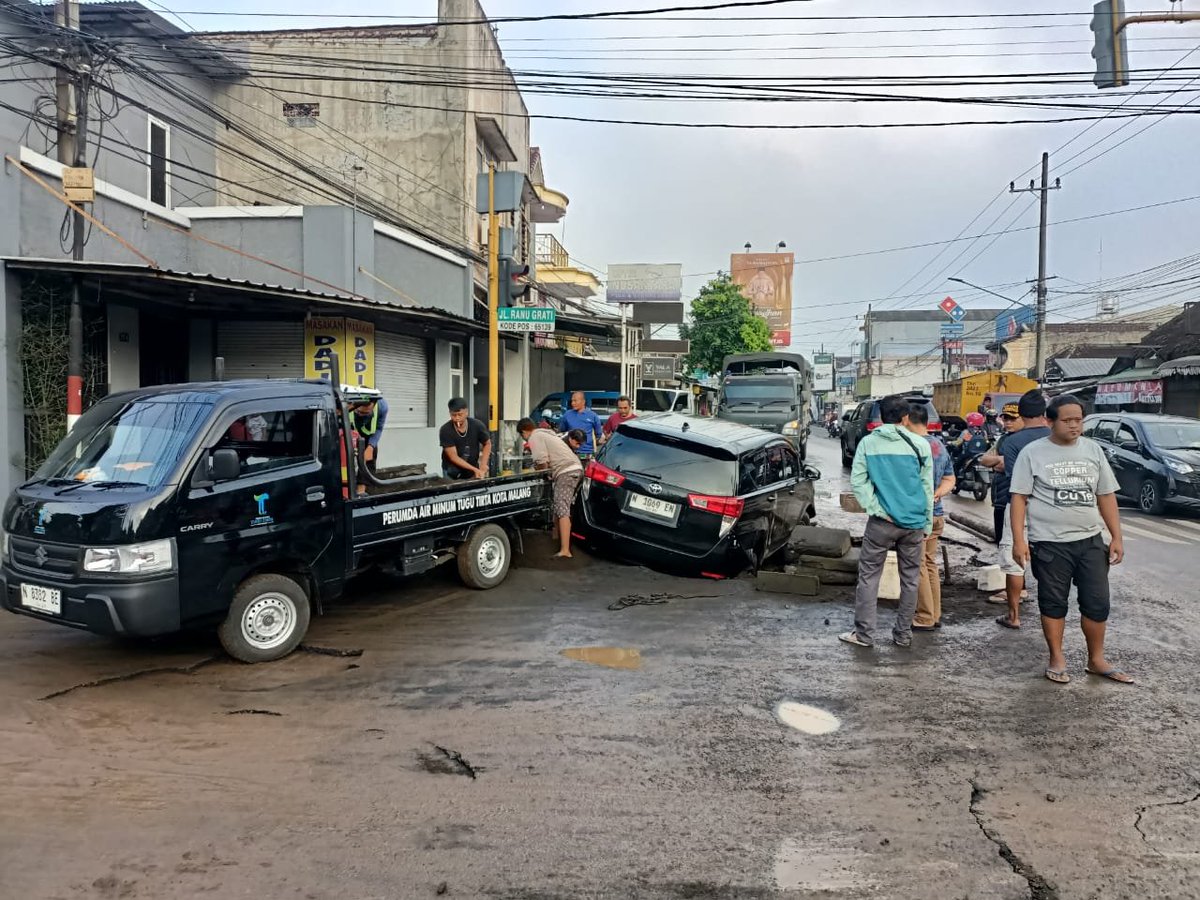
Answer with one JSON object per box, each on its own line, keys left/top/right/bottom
{"left": 219, "top": 573, "right": 311, "bottom": 663}
{"left": 457, "top": 523, "right": 511, "bottom": 589}
{"left": 1138, "top": 477, "right": 1167, "bottom": 515}
{"left": 841, "top": 440, "right": 852, "bottom": 468}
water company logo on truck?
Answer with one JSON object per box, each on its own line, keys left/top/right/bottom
{"left": 380, "top": 483, "right": 535, "bottom": 527}
{"left": 251, "top": 493, "right": 274, "bottom": 527}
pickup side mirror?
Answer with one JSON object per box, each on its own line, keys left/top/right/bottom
{"left": 210, "top": 448, "right": 242, "bottom": 481}
{"left": 842, "top": 412, "right": 851, "bottom": 421}
{"left": 1119, "top": 440, "right": 1141, "bottom": 453}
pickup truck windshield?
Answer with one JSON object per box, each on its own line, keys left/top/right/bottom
{"left": 32, "top": 397, "right": 214, "bottom": 489}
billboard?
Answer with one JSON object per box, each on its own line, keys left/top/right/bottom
{"left": 730, "top": 252, "right": 793, "bottom": 347}
{"left": 812, "top": 352, "right": 834, "bottom": 392}
{"left": 607, "top": 263, "right": 683, "bottom": 303}
{"left": 994, "top": 305, "right": 1036, "bottom": 342}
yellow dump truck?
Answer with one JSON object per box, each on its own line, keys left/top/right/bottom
{"left": 932, "top": 371, "right": 1039, "bottom": 425}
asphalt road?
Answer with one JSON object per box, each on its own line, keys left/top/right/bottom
{"left": 0, "top": 433, "right": 1197, "bottom": 899}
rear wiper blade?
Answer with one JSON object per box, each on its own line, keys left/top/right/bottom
{"left": 53, "top": 480, "right": 147, "bottom": 495}
{"left": 619, "top": 468, "right": 662, "bottom": 479}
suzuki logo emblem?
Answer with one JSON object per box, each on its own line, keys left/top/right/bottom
{"left": 647, "top": 483, "right": 663, "bottom": 495}
{"left": 34, "top": 546, "right": 48, "bottom": 566}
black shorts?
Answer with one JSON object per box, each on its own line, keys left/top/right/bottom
{"left": 1030, "top": 535, "right": 1111, "bottom": 622}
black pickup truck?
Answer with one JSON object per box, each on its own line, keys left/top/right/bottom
{"left": 1, "top": 377, "right": 549, "bottom": 662}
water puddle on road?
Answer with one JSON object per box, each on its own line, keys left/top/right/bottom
{"left": 774, "top": 839, "right": 870, "bottom": 892}
{"left": 776, "top": 702, "right": 841, "bottom": 735}
{"left": 560, "top": 647, "right": 642, "bottom": 670}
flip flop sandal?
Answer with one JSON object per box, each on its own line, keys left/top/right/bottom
{"left": 1044, "top": 668, "right": 1070, "bottom": 684}
{"left": 1085, "top": 666, "right": 1134, "bottom": 684}
{"left": 987, "top": 591, "right": 1029, "bottom": 604}
{"left": 995, "top": 616, "right": 1021, "bottom": 630}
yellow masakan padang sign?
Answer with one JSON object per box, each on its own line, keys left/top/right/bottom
{"left": 305, "top": 316, "right": 375, "bottom": 387}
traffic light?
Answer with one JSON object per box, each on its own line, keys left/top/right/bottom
{"left": 1091, "top": 0, "right": 1129, "bottom": 90}
{"left": 499, "top": 256, "right": 531, "bottom": 306}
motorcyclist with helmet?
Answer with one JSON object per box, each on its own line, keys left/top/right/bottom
{"left": 949, "top": 411, "right": 990, "bottom": 486}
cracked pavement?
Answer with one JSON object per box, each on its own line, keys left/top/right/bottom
{"left": 0, "top": 435, "right": 1197, "bottom": 898}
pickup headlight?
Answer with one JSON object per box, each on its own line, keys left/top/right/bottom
{"left": 782, "top": 420, "right": 801, "bottom": 436}
{"left": 84, "top": 539, "right": 174, "bottom": 575}
{"left": 1165, "top": 457, "right": 1193, "bottom": 475}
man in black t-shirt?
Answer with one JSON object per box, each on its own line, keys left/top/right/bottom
{"left": 440, "top": 397, "right": 492, "bottom": 479}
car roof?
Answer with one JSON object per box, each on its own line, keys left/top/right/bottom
{"left": 617, "top": 413, "right": 786, "bottom": 453}
{"left": 1089, "top": 412, "right": 1199, "bottom": 424}
{"left": 103, "top": 379, "right": 333, "bottom": 406}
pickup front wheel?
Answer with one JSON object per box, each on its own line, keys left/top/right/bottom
{"left": 457, "top": 523, "right": 511, "bottom": 590}
{"left": 219, "top": 574, "right": 311, "bottom": 663}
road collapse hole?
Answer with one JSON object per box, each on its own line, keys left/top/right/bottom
{"left": 776, "top": 702, "right": 841, "bottom": 735}
{"left": 560, "top": 647, "right": 642, "bottom": 670}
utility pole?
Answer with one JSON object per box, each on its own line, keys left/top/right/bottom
{"left": 56, "top": 0, "right": 88, "bottom": 430}
{"left": 486, "top": 162, "right": 500, "bottom": 467}
{"left": 1010, "top": 152, "right": 1060, "bottom": 382}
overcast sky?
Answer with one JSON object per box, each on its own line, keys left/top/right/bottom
{"left": 157, "top": 0, "right": 1200, "bottom": 356}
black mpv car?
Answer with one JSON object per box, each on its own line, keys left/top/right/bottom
{"left": 840, "top": 396, "right": 941, "bottom": 467}
{"left": 1083, "top": 413, "right": 1200, "bottom": 514}
{"left": 577, "top": 414, "right": 816, "bottom": 576}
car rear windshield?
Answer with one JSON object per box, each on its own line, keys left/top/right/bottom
{"left": 600, "top": 431, "right": 737, "bottom": 495}
{"left": 872, "top": 399, "right": 940, "bottom": 422}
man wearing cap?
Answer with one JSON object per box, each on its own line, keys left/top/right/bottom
{"left": 981, "top": 402, "right": 1024, "bottom": 547}
{"left": 991, "top": 390, "right": 1050, "bottom": 630}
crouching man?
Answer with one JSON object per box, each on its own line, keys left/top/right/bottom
{"left": 518, "top": 418, "right": 585, "bottom": 559}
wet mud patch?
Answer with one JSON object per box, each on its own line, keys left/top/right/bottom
{"left": 561, "top": 646, "right": 642, "bottom": 670}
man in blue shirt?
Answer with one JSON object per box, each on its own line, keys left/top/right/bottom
{"left": 559, "top": 391, "right": 604, "bottom": 459}
{"left": 907, "top": 403, "right": 956, "bottom": 631}
{"left": 993, "top": 390, "right": 1051, "bottom": 630}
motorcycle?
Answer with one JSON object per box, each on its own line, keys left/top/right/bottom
{"left": 957, "top": 454, "right": 992, "bottom": 502}
{"left": 826, "top": 420, "right": 842, "bottom": 438}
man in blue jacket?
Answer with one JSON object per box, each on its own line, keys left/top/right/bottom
{"left": 840, "top": 395, "right": 934, "bottom": 649}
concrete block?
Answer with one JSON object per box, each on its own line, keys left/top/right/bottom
{"left": 878, "top": 551, "right": 900, "bottom": 600}
{"left": 976, "top": 565, "right": 1005, "bottom": 592}
{"left": 799, "top": 549, "right": 859, "bottom": 574}
{"left": 755, "top": 570, "right": 820, "bottom": 596}
{"left": 840, "top": 492, "right": 865, "bottom": 514}
{"left": 783, "top": 525, "right": 852, "bottom": 560}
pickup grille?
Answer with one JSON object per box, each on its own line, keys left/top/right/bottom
{"left": 10, "top": 537, "right": 79, "bottom": 579}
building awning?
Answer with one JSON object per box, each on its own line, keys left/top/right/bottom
{"left": 4, "top": 258, "right": 484, "bottom": 335}
{"left": 1156, "top": 355, "right": 1200, "bottom": 377}
{"left": 475, "top": 117, "right": 518, "bottom": 163}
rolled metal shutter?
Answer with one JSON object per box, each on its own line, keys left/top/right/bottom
{"left": 216, "top": 321, "right": 304, "bottom": 380}
{"left": 374, "top": 331, "right": 429, "bottom": 427}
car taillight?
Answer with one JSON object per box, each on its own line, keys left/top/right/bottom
{"left": 865, "top": 421, "right": 880, "bottom": 431}
{"left": 687, "top": 494, "right": 745, "bottom": 518}
{"left": 928, "top": 422, "right": 942, "bottom": 432}
{"left": 585, "top": 460, "right": 625, "bottom": 487}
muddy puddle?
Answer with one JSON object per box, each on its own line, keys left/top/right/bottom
{"left": 560, "top": 647, "right": 642, "bottom": 670}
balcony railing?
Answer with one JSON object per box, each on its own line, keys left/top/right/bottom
{"left": 536, "top": 233, "right": 569, "bottom": 269}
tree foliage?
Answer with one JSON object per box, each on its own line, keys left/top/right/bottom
{"left": 680, "top": 273, "right": 773, "bottom": 375}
